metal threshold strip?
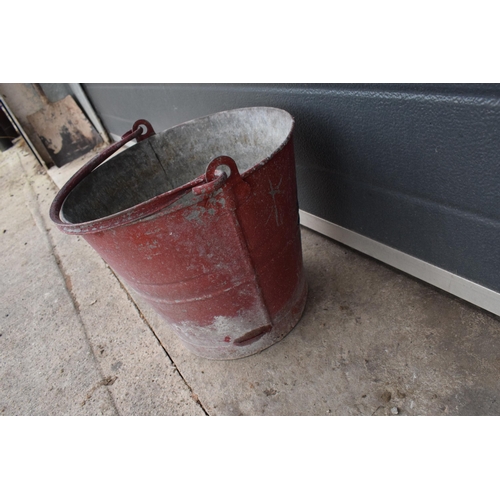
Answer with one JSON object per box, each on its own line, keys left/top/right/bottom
{"left": 299, "top": 210, "right": 500, "bottom": 317}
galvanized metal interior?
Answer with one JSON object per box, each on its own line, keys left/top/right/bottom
{"left": 61, "top": 107, "right": 293, "bottom": 224}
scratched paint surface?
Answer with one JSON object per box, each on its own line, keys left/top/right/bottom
{"left": 55, "top": 108, "right": 307, "bottom": 359}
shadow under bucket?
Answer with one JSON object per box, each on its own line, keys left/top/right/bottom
{"left": 50, "top": 107, "right": 307, "bottom": 359}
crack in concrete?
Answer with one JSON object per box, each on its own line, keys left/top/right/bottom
{"left": 18, "top": 152, "right": 121, "bottom": 416}
{"left": 108, "top": 269, "right": 210, "bottom": 416}
{"left": 25, "top": 144, "right": 207, "bottom": 416}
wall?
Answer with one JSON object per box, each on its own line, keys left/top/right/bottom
{"left": 39, "top": 83, "right": 73, "bottom": 104}
{"left": 0, "top": 83, "right": 55, "bottom": 165}
{"left": 82, "top": 83, "right": 500, "bottom": 306}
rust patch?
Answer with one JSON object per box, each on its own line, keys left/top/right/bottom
{"left": 234, "top": 325, "right": 272, "bottom": 347}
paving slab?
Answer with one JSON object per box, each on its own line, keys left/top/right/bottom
{"left": 0, "top": 143, "right": 204, "bottom": 415}
{"left": 0, "top": 147, "right": 115, "bottom": 415}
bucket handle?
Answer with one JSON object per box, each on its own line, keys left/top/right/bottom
{"left": 192, "top": 156, "right": 239, "bottom": 196}
{"left": 49, "top": 119, "right": 156, "bottom": 226}
{"left": 192, "top": 156, "right": 251, "bottom": 203}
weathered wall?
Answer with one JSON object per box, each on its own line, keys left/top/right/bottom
{"left": 0, "top": 83, "right": 54, "bottom": 165}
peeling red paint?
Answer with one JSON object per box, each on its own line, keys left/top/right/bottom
{"left": 50, "top": 108, "right": 308, "bottom": 360}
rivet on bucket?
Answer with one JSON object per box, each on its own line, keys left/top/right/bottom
{"left": 50, "top": 107, "right": 307, "bottom": 360}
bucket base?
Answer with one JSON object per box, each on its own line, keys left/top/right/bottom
{"left": 177, "top": 276, "right": 308, "bottom": 360}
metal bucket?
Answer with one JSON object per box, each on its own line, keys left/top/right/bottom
{"left": 50, "top": 107, "right": 307, "bottom": 360}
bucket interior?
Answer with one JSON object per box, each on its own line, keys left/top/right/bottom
{"left": 61, "top": 107, "right": 293, "bottom": 224}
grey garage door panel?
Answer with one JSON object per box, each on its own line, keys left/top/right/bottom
{"left": 302, "top": 168, "right": 500, "bottom": 293}
{"left": 83, "top": 83, "right": 500, "bottom": 297}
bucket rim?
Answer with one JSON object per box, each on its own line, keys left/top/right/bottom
{"left": 51, "top": 106, "right": 295, "bottom": 235}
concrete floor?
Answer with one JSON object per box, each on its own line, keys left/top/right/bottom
{"left": 1, "top": 140, "right": 500, "bottom": 416}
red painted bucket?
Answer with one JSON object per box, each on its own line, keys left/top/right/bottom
{"left": 50, "top": 107, "right": 307, "bottom": 359}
